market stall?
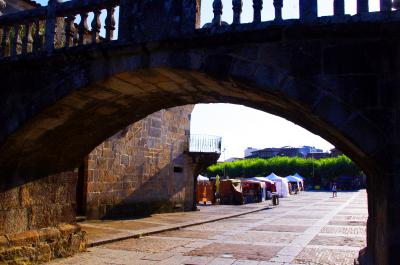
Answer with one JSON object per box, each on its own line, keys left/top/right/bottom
{"left": 219, "top": 179, "right": 244, "bottom": 205}
{"left": 266, "top": 173, "right": 290, "bottom": 198}
{"left": 285, "top": 175, "right": 303, "bottom": 194}
{"left": 241, "top": 179, "right": 265, "bottom": 203}
{"left": 196, "top": 175, "right": 215, "bottom": 205}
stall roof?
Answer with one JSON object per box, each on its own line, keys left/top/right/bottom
{"left": 294, "top": 173, "right": 304, "bottom": 180}
{"left": 197, "top": 175, "right": 209, "bottom": 182}
{"left": 266, "top": 172, "right": 285, "bottom": 181}
{"left": 285, "top": 175, "right": 303, "bottom": 182}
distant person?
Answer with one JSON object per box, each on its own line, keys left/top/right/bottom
{"left": 332, "top": 182, "right": 337, "bottom": 198}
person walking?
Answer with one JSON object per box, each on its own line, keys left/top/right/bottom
{"left": 332, "top": 182, "right": 337, "bottom": 198}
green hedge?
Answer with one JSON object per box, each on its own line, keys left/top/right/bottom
{"left": 205, "top": 155, "right": 361, "bottom": 181}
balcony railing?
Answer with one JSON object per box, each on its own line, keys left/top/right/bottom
{"left": 189, "top": 134, "right": 222, "bottom": 154}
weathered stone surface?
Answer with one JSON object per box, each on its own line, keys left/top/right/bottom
{"left": 0, "top": 225, "right": 86, "bottom": 264}
{"left": 7, "top": 230, "right": 39, "bottom": 247}
{"left": 0, "top": 171, "right": 78, "bottom": 235}
{"left": 38, "top": 227, "right": 61, "bottom": 242}
{"left": 0, "top": 3, "right": 399, "bottom": 265}
{"left": 57, "top": 224, "right": 81, "bottom": 237}
{"left": 84, "top": 106, "right": 212, "bottom": 219}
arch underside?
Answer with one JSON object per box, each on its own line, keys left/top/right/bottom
{"left": 0, "top": 33, "right": 393, "bottom": 180}
{"left": 0, "top": 66, "right": 382, "bottom": 179}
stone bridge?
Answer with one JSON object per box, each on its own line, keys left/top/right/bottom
{"left": 1, "top": 0, "right": 400, "bottom": 264}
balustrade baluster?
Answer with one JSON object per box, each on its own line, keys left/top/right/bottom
{"left": 12, "top": 25, "right": 22, "bottom": 57}
{"left": 45, "top": 0, "right": 60, "bottom": 52}
{"left": 22, "top": 22, "right": 30, "bottom": 54}
{"left": 212, "top": 0, "right": 223, "bottom": 26}
{"left": 357, "top": 0, "right": 369, "bottom": 14}
{"left": 65, "top": 15, "right": 75, "bottom": 48}
{"left": 105, "top": 6, "right": 116, "bottom": 40}
{"left": 1, "top": 25, "right": 9, "bottom": 57}
{"left": 91, "top": 9, "right": 101, "bottom": 44}
{"left": 78, "top": 12, "right": 89, "bottom": 45}
{"left": 26, "top": 22, "right": 34, "bottom": 53}
{"left": 300, "top": 0, "right": 317, "bottom": 21}
{"left": 334, "top": 0, "right": 345, "bottom": 16}
{"left": 232, "top": 0, "right": 243, "bottom": 25}
{"left": 380, "top": 0, "right": 392, "bottom": 11}
{"left": 253, "top": 0, "right": 263, "bottom": 24}
{"left": 273, "top": 0, "right": 283, "bottom": 21}
{"left": 32, "top": 19, "right": 40, "bottom": 52}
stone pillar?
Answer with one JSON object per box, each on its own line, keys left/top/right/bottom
{"left": 119, "top": 0, "right": 197, "bottom": 42}
{"left": 360, "top": 152, "right": 400, "bottom": 265}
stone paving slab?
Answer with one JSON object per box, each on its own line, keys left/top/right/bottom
{"left": 251, "top": 225, "right": 310, "bottom": 233}
{"left": 187, "top": 242, "right": 283, "bottom": 261}
{"left": 309, "top": 235, "right": 366, "bottom": 247}
{"left": 320, "top": 225, "right": 366, "bottom": 235}
{"left": 100, "top": 237, "right": 192, "bottom": 253}
{"left": 81, "top": 203, "right": 273, "bottom": 246}
{"left": 328, "top": 220, "right": 367, "bottom": 226}
{"left": 47, "top": 191, "right": 368, "bottom": 265}
{"left": 294, "top": 247, "right": 359, "bottom": 265}
{"left": 228, "top": 231, "right": 297, "bottom": 244}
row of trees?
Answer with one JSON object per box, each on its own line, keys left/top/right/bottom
{"left": 205, "top": 155, "right": 361, "bottom": 182}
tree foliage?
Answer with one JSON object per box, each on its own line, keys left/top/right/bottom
{"left": 205, "top": 155, "right": 361, "bottom": 181}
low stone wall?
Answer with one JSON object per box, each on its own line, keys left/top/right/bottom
{"left": 0, "top": 172, "right": 78, "bottom": 235}
{"left": 0, "top": 224, "right": 86, "bottom": 264}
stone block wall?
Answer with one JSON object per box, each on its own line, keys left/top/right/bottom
{"left": 0, "top": 172, "right": 86, "bottom": 264}
{"left": 0, "top": 172, "right": 78, "bottom": 235}
{"left": 84, "top": 105, "right": 196, "bottom": 219}
{"left": 0, "top": 224, "right": 86, "bottom": 264}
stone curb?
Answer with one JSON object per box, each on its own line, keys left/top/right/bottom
{"left": 88, "top": 205, "right": 273, "bottom": 247}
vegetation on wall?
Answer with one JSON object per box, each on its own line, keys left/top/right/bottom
{"left": 205, "top": 155, "right": 361, "bottom": 181}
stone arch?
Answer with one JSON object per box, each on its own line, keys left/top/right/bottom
{"left": 0, "top": 64, "right": 383, "bottom": 179}
{"left": 0, "top": 41, "right": 393, "bottom": 265}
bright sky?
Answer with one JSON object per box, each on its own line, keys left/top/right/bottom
{"left": 35, "top": 0, "right": 382, "bottom": 160}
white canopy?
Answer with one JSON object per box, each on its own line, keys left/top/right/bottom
{"left": 266, "top": 172, "right": 282, "bottom": 181}
{"left": 294, "top": 173, "right": 304, "bottom": 180}
{"left": 249, "top": 177, "right": 275, "bottom": 184}
{"left": 197, "top": 175, "right": 209, "bottom": 182}
{"left": 266, "top": 173, "right": 290, "bottom": 197}
{"left": 285, "top": 175, "right": 303, "bottom": 183}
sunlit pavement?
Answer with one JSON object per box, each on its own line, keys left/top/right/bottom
{"left": 48, "top": 191, "right": 367, "bottom": 265}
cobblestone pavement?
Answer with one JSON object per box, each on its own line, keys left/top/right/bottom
{"left": 48, "top": 191, "right": 367, "bottom": 265}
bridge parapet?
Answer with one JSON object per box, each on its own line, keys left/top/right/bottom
{"left": 206, "top": 0, "right": 396, "bottom": 27}
{"left": 1, "top": 0, "right": 400, "bottom": 61}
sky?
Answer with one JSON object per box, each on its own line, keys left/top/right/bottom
{"left": 34, "top": 0, "right": 382, "bottom": 160}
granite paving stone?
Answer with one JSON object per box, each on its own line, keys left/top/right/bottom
{"left": 47, "top": 191, "right": 367, "bottom": 265}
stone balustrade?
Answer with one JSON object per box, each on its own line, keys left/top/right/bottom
{"left": 207, "top": 0, "right": 397, "bottom": 27}
{"left": 0, "top": 0, "right": 400, "bottom": 60}
{"left": 0, "top": 0, "right": 119, "bottom": 58}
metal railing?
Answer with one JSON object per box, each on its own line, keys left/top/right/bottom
{"left": 189, "top": 134, "right": 222, "bottom": 154}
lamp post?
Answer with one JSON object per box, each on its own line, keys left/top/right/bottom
{"left": 223, "top": 148, "right": 227, "bottom": 179}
